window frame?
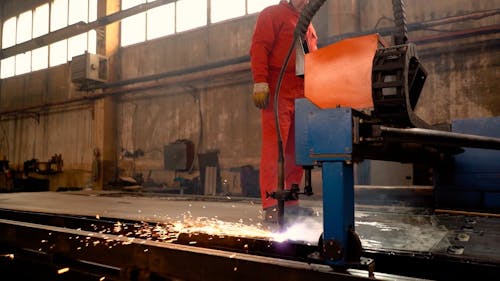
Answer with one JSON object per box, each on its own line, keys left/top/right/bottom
{"left": 0, "top": 0, "right": 98, "bottom": 78}
{"left": 120, "top": 0, "right": 278, "bottom": 47}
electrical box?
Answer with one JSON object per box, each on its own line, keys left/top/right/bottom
{"left": 164, "top": 140, "right": 195, "bottom": 171}
{"left": 71, "top": 52, "right": 108, "bottom": 84}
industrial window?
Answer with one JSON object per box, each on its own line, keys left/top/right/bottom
{"left": 15, "top": 11, "right": 33, "bottom": 75}
{"left": 247, "top": 0, "right": 279, "bottom": 14}
{"left": 211, "top": 0, "right": 245, "bottom": 23}
{"left": 1, "top": 17, "right": 16, "bottom": 78}
{"left": 32, "top": 4, "right": 49, "bottom": 71}
{"left": 68, "top": 0, "right": 89, "bottom": 61}
{"left": 120, "top": 0, "right": 208, "bottom": 47}
{"left": 121, "top": 0, "right": 178, "bottom": 45}
{"left": 147, "top": 2, "right": 175, "bottom": 40}
{"left": 16, "top": 11, "right": 32, "bottom": 44}
{"left": 120, "top": 0, "right": 279, "bottom": 47}
{"left": 121, "top": 0, "right": 147, "bottom": 46}
{"left": 176, "top": 0, "right": 207, "bottom": 32}
{"left": 50, "top": 0, "right": 97, "bottom": 66}
{"left": 0, "top": 0, "right": 97, "bottom": 78}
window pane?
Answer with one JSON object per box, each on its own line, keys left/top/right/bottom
{"left": 121, "top": 0, "right": 146, "bottom": 46}
{"left": 32, "top": 46, "right": 49, "bottom": 71}
{"left": 1, "top": 57, "right": 15, "bottom": 78}
{"left": 51, "top": 0, "right": 68, "bottom": 31}
{"left": 17, "top": 11, "right": 33, "bottom": 44}
{"left": 121, "top": 14, "right": 146, "bottom": 46}
{"left": 176, "top": 0, "right": 207, "bottom": 32}
{"left": 88, "top": 0, "right": 97, "bottom": 53}
{"left": 50, "top": 40, "right": 68, "bottom": 66}
{"left": 2, "top": 17, "right": 16, "bottom": 48}
{"left": 247, "top": 0, "right": 279, "bottom": 14}
{"left": 33, "top": 4, "right": 50, "bottom": 37}
{"left": 147, "top": 2, "right": 175, "bottom": 40}
{"left": 211, "top": 0, "right": 245, "bottom": 23}
{"left": 89, "top": 0, "right": 98, "bottom": 22}
{"left": 122, "top": 0, "right": 145, "bottom": 9}
{"left": 68, "top": 33, "right": 87, "bottom": 60}
{"left": 69, "top": 0, "right": 88, "bottom": 24}
{"left": 88, "top": 30, "right": 97, "bottom": 54}
{"left": 15, "top": 52, "right": 31, "bottom": 75}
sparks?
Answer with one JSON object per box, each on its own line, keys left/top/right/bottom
{"left": 1, "top": 254, "right": 14, "bottom": 260}
{"left": 57, "top": 267, "right": 70, "bottom": 274}
{"left": 171, "top": 216, "right": 272, "bottom": 239}
{"left": 270, "top": 218, "right": 323, "bottom": 244}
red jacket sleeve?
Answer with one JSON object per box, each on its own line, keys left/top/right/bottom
{"left": 249, "top": 9, "right": 276, "bottom": 84}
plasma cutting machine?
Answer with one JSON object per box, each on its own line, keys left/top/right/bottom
{"left": 294, "top": 98, "right": 500, "bottom": 267}
{"left": 269, "top": 0, "right": 500, "bottom": 270}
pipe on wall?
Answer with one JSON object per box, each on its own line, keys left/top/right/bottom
{"left": 323, "top": 9, "right": 500, "bottom": 44}
{"left": 0, "top": 60, "right": 251, "bottom": 117}
{"left": 0, "top": 11, "right": 498, "bottom": 117}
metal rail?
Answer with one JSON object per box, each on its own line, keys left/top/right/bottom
{"left": 378, "top": 126, "right": 500, "bottom": 150}
{"left": 0, "top": 208, "right": 498, "bottom": 280}
{"left": 0, "top": 217, "right": 371, "bottom": 281}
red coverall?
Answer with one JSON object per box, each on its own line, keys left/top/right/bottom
{"left": 250, "top": 1, "right": 317, "bottom": 210}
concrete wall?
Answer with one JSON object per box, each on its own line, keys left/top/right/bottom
{"left": 358, "top": 0, "right": 500, "bottom": 126}
{"left": 0, "top": 0, "right": 499, "bottom": 191}
{"left": 114, "top": 15, "right": 259, "bottom": 187}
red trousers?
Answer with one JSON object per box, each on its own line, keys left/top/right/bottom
{"left": 260, "top": 71, "right": 304, "bottom": 210}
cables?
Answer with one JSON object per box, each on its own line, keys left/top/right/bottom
{"left": 392, "top": 0, "right": 408, "bottom": 45}
{"left": 272, "top": 0, "right": 327, "bottom": 228}
{"left": 294, "top": 0, "right": 328, "bottom": 38}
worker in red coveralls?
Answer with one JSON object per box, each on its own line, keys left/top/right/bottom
{"left": 250, "top": 0, "right": 318, "bottom": 222}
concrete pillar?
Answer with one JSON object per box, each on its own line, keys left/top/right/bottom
{"left": 93, "top": 97, "right": 117, "bottom": 189}
{"left": 92, "top": 0, "right": 120, "bottom": 189}
{"left": 100, "top": 0, "right": 121, "bottom": 57}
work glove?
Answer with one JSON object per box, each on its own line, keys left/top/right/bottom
{"left": 252, "top": 82, "right": 270, "bottom": 109}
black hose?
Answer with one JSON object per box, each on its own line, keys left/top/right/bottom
{"left": 273, "top": 0, "right": 327, "bottom": 229}
{"left": 295, "top": 0, "right": 328, "bottom": 38}
{"left": 273, "top": 37, "right": 294, "bottom": 229}
{"left": 392, "top": 0, "right": 408, "bottom": 45}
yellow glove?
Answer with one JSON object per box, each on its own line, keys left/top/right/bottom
{"left": 252, "top": 82, "right": 270, "bottom": 109}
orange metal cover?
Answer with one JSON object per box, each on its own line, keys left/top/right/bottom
{"left": 305, "top": 34, "right": 383, "bottom": 109}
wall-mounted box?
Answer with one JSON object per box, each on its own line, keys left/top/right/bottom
{"left": 163, "top": 140, "right": 194, "bottom": 171}
{"left": 71, "top": 52, "right": 108, "bottom": 84}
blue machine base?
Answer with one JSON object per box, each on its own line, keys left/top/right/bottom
{"left": 435, "top": 117, "right": 500, "bottom": 210}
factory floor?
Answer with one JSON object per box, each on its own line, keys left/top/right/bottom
{"left": 0, "top": 189, "right": 499, "bottom": 279}
{"left": 0, "top": 189, "right": 496, "bottom": 247}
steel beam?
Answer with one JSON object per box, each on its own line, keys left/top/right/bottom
{"left": 0, "top": 218, "right": 372, "bottom": 281}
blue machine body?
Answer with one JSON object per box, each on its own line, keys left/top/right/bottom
{"left": 295, "top": 98, "right": 500, "bottom": 265}
{"left": 295, "top": 99, "right": 354, "bottom": 164}
{"left": 295, "top": 98, "right": 356, "bottom": 266}
{"left": 435, "top": 117, "right": 500, "bottom": 210}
